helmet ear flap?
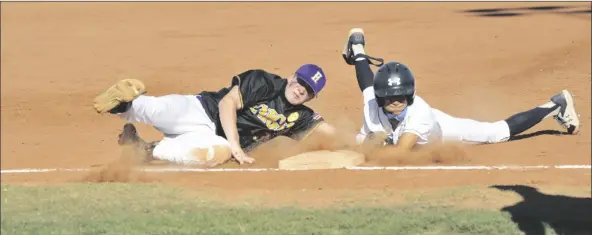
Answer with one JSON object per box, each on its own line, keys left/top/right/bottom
{"left": 375, "top": 96, "right": 385, "bottom": 107}
{"left": 406, "top": 89, "right": 416, "bottom": 105}
{"left": 406, "top": 95, "right": 414, "bottom": 105}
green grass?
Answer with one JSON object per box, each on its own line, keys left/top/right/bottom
{"left": 1, "top": 183, "right": 527, "bottom": 235}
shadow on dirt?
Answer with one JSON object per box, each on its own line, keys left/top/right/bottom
{"left": 508, "top": 129, "right": 571, "bottom": 142}
{"left": 461, "top": 5, "right": 591, "bottom": 18}
{"left": 491, "top": 185, "right": 592, "bottom": 235}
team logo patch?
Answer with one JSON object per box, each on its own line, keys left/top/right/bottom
{"left": 287, "top": 112, "right": 300, "bottom": 122}
{"left": 387, "top": 77, "right": 401, "bottom": 86}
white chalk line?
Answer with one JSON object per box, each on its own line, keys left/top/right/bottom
{"left": 0, "top": 165, "right": 590, "bottom": 174}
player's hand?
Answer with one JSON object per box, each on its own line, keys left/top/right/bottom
{"left": 230, "top": 146, "right": 255, "bottom": 165}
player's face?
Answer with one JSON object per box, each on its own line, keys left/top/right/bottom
{"left": 285, "top": 76, "right": 314, "bottom": 105}
{"left": 383, "top": 96, "right": 408, "bottom": 115}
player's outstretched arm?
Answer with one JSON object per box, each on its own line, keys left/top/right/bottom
{"left": 395, "top": 132, "right": 420, "bottom": 151}
{"left": 219, "top": 86, "right": 255, "bottom": 165}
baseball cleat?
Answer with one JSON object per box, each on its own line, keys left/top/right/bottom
{"left": 342, "top": 28, "right": 366, "bottom": 65}
{"left": 93, "top": 79, "right": 146, "bottom": 114}
{"left": 117, "top": 123, "right": 158, "bottom": 163}
{"left": 118, "top": 123, "right": 141, "bottom": 145}
{"left": 342, "top": 28, "right": 384, "bottom": 67}
{"left": 348, "top": 28, "right": 366, "bottom": 46}
{"left": 551, "top": 89, "right": 580, "bottom": 134}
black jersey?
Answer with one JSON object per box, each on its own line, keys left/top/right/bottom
{"left": 198, "top": 69, "right": 325, "bottom": 151}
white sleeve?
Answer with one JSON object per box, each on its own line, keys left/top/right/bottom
{"left": 402, "top": 102, "right": 436, "bottom": 144}
{"left": 362, "top": 86, "right": 376, "bottom": 104}
{"left": 361, "top": 87, "right": 387, "bottom": 133}
{"left": 356, "top": 118, "right": 372, "bottom": 144}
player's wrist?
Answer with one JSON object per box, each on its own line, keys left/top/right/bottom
{"left": 229, "top": 142, "right": 243, "bottom": 152}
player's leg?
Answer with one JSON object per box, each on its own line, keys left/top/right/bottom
{"left": 504, "top": 89, "right": 580, "bottom": 136}
{"left": 343, "top": 28, "right": 382, "bottom": 92}
{"left": 433, "top": 109, "right": 511, "bottom": 144}
{"left": 435, "top": 89, "right": 581, "bottom": 144}
{"left": 93, "top": 79, "right": 215, "bottom": 136}
{"left": 151, "top": 129, "right": 232, "bottom": 167}
{"left": 95, "top": 79, "right": 231, "bottom": 167}
{"left": 117, "top": 94, "right": 216, "bottom": 135}
{"left": 116, "top": 122, "right": 226, "bottom": 166}
{"left": 120, "top": 94, "right": 231, "bottom": 166}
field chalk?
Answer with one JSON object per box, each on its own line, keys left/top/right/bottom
{"left": 1, "top": 165, "right": 590, "bottom": 174}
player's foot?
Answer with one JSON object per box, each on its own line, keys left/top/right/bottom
{"left": 551, "top": 89, "right": 580, "bottom": 134}
{"left": 349, "top": 28, "right": 366, "bottom": 47}
{"left": 93, "top": 79, "right": 146, "bottom": 114}
{"left": 118, "top": 123, "right": 141, "bottom": 145}
{"left": 342, "top": 28, "right": 384, "bottom": 66}
{"left": 342, "top": 28, "right": 366, "bottom": 65}
{"left": 117, "top": 123, "right": 157, "bottom": 163}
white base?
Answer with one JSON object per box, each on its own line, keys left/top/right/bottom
{"left": 278, "top": 150, "right": 366, "bottom": 170}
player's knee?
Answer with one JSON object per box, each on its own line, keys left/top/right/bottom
{"left": 191, "top": 145, "right": 232, "bottom": 167}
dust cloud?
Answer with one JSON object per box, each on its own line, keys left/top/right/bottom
{"left": 81, "top": 116, "right": 471, "bottom": 182}
{"left": 82, "top": 145, "right": 155, "bottom": 183}
{"left": 219, "top": 116, "right": 472, "bottom": 168}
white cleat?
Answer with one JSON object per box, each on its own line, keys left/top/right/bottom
{"left": 551, "top": 89, "right": 580, "bottom": 134}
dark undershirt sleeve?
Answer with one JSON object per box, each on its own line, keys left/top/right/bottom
{"left": 354, "top": 59, "right": 375, "bottom": 91}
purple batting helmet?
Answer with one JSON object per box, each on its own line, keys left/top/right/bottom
{"left": 295, "top": 64, "right": 326, "bottom": 96}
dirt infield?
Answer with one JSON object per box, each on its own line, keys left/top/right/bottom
{"left": 1, "top": 2, "right": 591, "bottom": 202}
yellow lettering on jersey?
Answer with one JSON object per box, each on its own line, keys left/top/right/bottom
{"left": 287, "top": 112, "right": 299, "bottom": 122}
{"left": 259, "top": 104, "right": 269, "bottom": 117}
{"left": 249, "top": 104, "right": 296, "bottom": 131}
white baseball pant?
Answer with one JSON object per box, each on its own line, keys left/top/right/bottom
{"left": 119, "top": 94, "right": 231, "bottom": 166}
{"left": 432, "top": 108, "right": 511, "bottom": 144}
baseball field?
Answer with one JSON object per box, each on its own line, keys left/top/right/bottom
{"left": 1, "top": 2, "right": 591, "bottom": 234}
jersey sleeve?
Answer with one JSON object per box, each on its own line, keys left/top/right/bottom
{"left": 231, "top": 69, "right": 277, "bottom": 109}
{"left": 361, "top": 86, "right": 389, "bottom": 135}
{"left": 362, "top": 86, "right": 376, "bottom": 105}
{"left": 401, "top": 100, "right": 437, "bottom": 144}
{"left": 356, "top": 122, "right": 372, "bottom": 144}
{"left": 284, "top": 109, "right": 325, "bottom": 141}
